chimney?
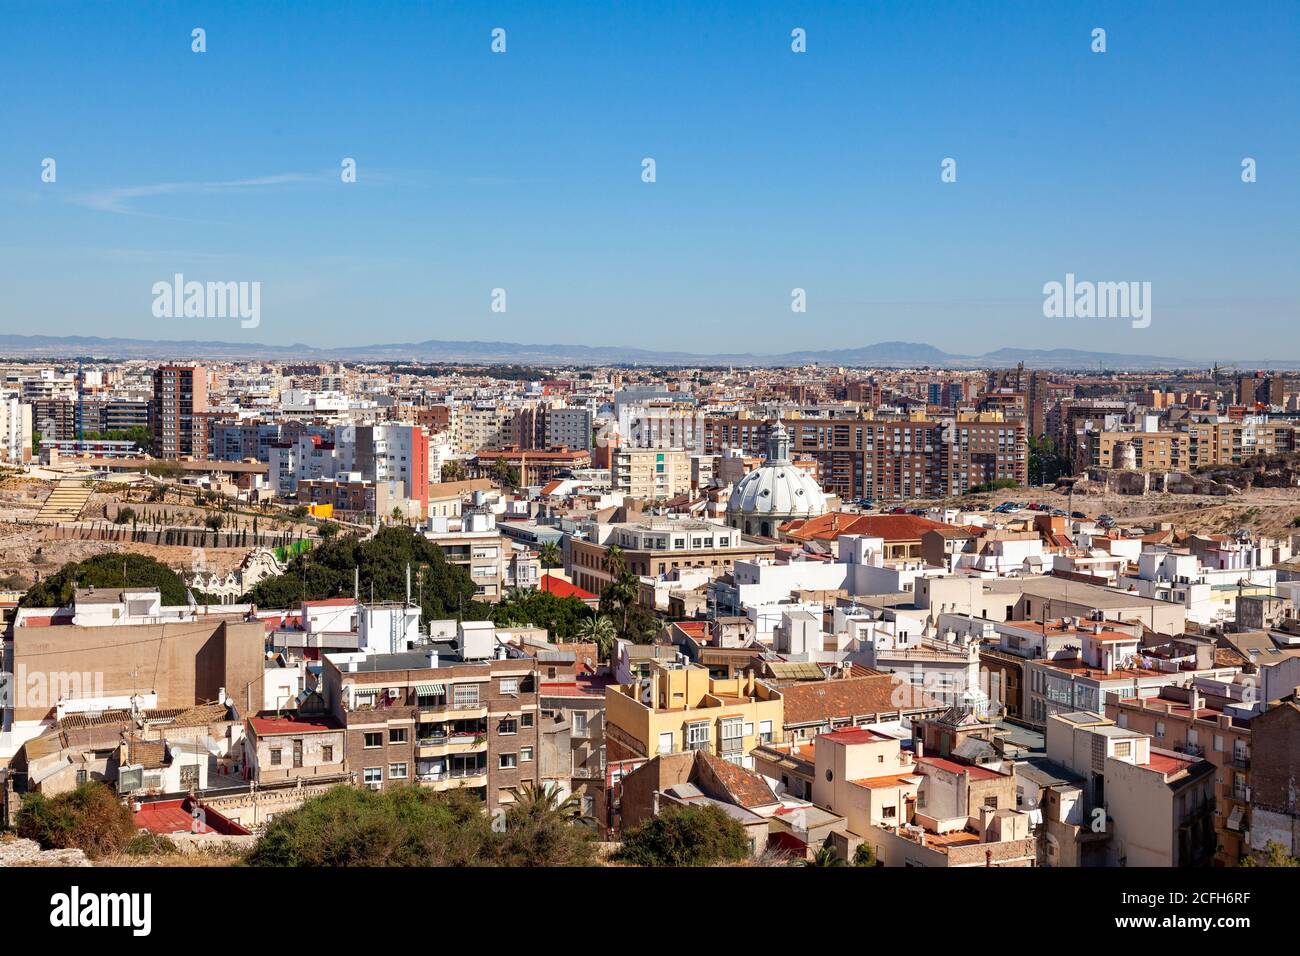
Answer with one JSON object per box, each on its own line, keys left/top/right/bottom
{"left": 915, "top": 739, "right": 925, "bottom": 759}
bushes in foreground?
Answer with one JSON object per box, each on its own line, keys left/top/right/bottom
{"left": 17, "top": 782, "right": 136, "bottom": 859}
{"left": 246, "top": 783, "right": 594, "bottom": 867}
{"left": 616, "top": 804, "right": 749, "bottom": 867}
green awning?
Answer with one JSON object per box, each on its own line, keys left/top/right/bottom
{"left": 415, "top": 683, "right": 445, "bottom": 696}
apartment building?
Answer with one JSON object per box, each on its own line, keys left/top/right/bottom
{"left": 321, "top": 625, "right": 541, "bottom": 813}
{"left": 613, "top": 446, "right": 691, "bottom": 500}
{"left": 567, "top": 516, "right": 775, "bottom": 597}
{"left": 455, "top": 404, "right": 515, "bottom": 455}
{"left": 1105, "top": 684, "right": 1255, "bottom": 865}
{"left": 0, "top": 391, "right": 32, "bottom": 464}
{"left": 604, "top": 660, "right": 784, "bottom": 769}
{"left": 425, "top": 510, "right": 540, "bottom": 602}
{"left": 544, "top": 406, "right": 594, "bottom": 453}
{"left": 152, "top": 364, "right": 209, "bottom": 459}
{"left": 703, "top": 413, "right": 1027, "bottom": 502}
{"left": 1046, "top": 712, "right": 1216, "bottom": 867}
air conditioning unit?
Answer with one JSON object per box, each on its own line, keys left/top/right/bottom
{"left": 117, "top": 764, "right": 144, "bottom": 794}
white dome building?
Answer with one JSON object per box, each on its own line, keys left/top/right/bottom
{"left": 725, "top": 421, "right": 828, "bottom": 537}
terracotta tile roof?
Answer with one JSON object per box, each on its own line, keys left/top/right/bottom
{"left": 126, "top": 738, "right": 168, "bottom": 770}
{"left": 694, "top": 750, "right": 779, "bottom": 808}
{"left": 776, "top": 675, "right": 944, "bottom": 726}
{"left": 781, "top": 512, "right": 958, "bottom": 543}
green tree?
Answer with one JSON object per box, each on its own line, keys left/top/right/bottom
{"left": 491, "top": 588, "right": 593, "bottom": 639}
{"left": 852, "top": 841, "right": 878, "bottom": 867}
{"left": 440, "top": 460, "right": 467, "bottom": 483}
{"left": 495, "top": 782, "right": 595, "bottom": 867}
{"left": 617, "top": 804, "right": 750, "bottom": 867}
{"left": 246, "top": 526, "right": 488, "bottom": 623}
{"left": 21, "top": 552, "right": 189, "bottom": 607}
{"left": 576, "top": 614, "right": 616, "bottom": 660}
{"left": 489, "top": 456, "right": 519, "bottom": 488}
{"left": 16, "top": 783, "right": 136, "bottom": 860}
{"left": 247, "top": 785, "right": 492, "bottom": 867}
{"left": 538, "top": 540, "right": 562, "bottom": 569}
{"left": 598, "top": 545, "right": 656, "bottom": 644}
{"left": 1028, "top": 434, "right": 1070, "bottom": 485}
{"left": 1241, "top": 840, "right": 1300, "bottom": 867}
{"left": 802, "top": 846, "right": 847, "bottom": 867}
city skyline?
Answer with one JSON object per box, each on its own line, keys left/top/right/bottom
{"left": 2, "top": 0, "right": 1297, "bottom": 359}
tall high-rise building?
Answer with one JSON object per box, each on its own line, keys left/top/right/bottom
{"left": 151, "top": 364, "right": 209, "bottom": 459}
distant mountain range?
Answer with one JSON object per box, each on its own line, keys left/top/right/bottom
{"left": 0, "top": 333, "right": 1293, "bottom": 371}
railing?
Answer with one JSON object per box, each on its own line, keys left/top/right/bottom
{"left": 1229, "top": 755, "right": 1251, "bottom": 770}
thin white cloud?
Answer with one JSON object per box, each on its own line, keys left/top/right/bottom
{"left": 70, "top": 172, "right": 328, "bottom": 217}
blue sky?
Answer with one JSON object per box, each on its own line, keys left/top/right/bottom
{"left": 1, "top": 0, "right": 1297, "bottom": 359}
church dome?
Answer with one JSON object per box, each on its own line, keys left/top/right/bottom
{"left": 725, "top": 422, "right": 827, "bottom": 535}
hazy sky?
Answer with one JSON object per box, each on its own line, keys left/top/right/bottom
{"left": 2, "top": 0, "right": 1297, "bottom": 359}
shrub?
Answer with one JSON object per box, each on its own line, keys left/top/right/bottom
{"left": 126, "top": 832, "right": 179, "bottom": 856}
{"left": 247, "top": 782, "right": 595, "bottom": 867}
{"left": 617, "top": 804, "right": 749, "bottom": 867}
{"left": 16, "top": 783, "right": 136, "bottom": 859}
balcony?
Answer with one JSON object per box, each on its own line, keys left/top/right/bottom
{"left": 418, "top": 700, "right": 488, "bottom": 720}
{"left": 418, "top": 765, "right": 489, "bottom": 790}
{"left": 417, "top": 733, "right": 488, "bottom": 757}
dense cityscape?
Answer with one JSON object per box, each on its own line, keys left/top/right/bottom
{"left": 1, "top": 356, "right": 1298, "bottom": 881}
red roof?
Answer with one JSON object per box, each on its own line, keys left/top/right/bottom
{"left": 134, "top": 798, "right": 251, "bottom": 836}
{"left": 249, "top": 715, "right": 341, "bottom": 736}
{"left": 540, "top": 573, "right": 596, "bottom": 601}
{"left": 301, "top": 598, "right": 357, "bottom": 608}
{"left": 1142, "top": 752, "right": 1195, "bottom": 777}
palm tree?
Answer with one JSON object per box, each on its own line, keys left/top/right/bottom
{"left": 599, "top": 545, "right": 639, "bottom": 640}
{"left": 508, "top": 781, "right": 587, "bottom": 823}
{"left": 577, "top": 614, "right": 616, "bottom": 660}
{"left": 802, "top": 846, "right": 847, "bottom": 867}
{"left": 852, "top": 842, "right": 878, "bottom": 867}
{"left": 538, "top": 541, "right": 562, "bottom": 569}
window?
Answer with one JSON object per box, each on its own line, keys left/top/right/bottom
{"left": 687, "top": 721, "right": 710, "bottom": 751}
{"left": 1114, "top": 740, "right": 1131, "bottom": 757}
{"left": 658, "top": 731, "right": 674, "bottom": 755}
{"left": 983, "top": 796, "right": 998, "bottom": 809}
{"left": 499, "top": 718, "right": 518, "bottom": 736}
{"left": 363, "top": 767, "right": 383, "bottom": 789}
{"left": 322, "top": 745, "right": 334, "bottom": 762}
{"left": 389, "top": 728, "right": 408, "bottom": 744}
{"left": 573, "top": 712, "right": 589, "bottom": 737}
{"left": 521, "top": 712, "right": 534, "bottom": 728}
{"left": 882, "top": 805, "right": 896, "bottom": 819}
{"left": 759, "top": 720, "right": 773, "bottom": 744}
{"left": 1155, "top": 721, "right": 1166, "bottom": 738}
{"left": 581, "top": 794, "right": 595, "bottom": 817}
{"left": 389, "top": 763, "right": 408, "bottom": 780}
{"left": 363, "top": 732, "right": 382, "bottom": 749}
{"left": 499, "top": 753, "right": 518, "bottom": 770}
{"left": 453, "top": 684, "right": 480, "bottom": 708}
{"left": 520, "top": 747, "right": 533, "bottom": 762}
{"left": 500, "top": 678, "right": 519, "bottom": 695}
{"left": 270, "top": 748, "right": 282, "bottom": 766}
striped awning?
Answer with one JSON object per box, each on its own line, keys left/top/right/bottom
{"left": 415, "top": 683, "right": 445, "bottom": 696}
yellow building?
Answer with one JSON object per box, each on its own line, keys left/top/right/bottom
{"left": 604, "top": 661, "right": 783, "bottom": 770}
